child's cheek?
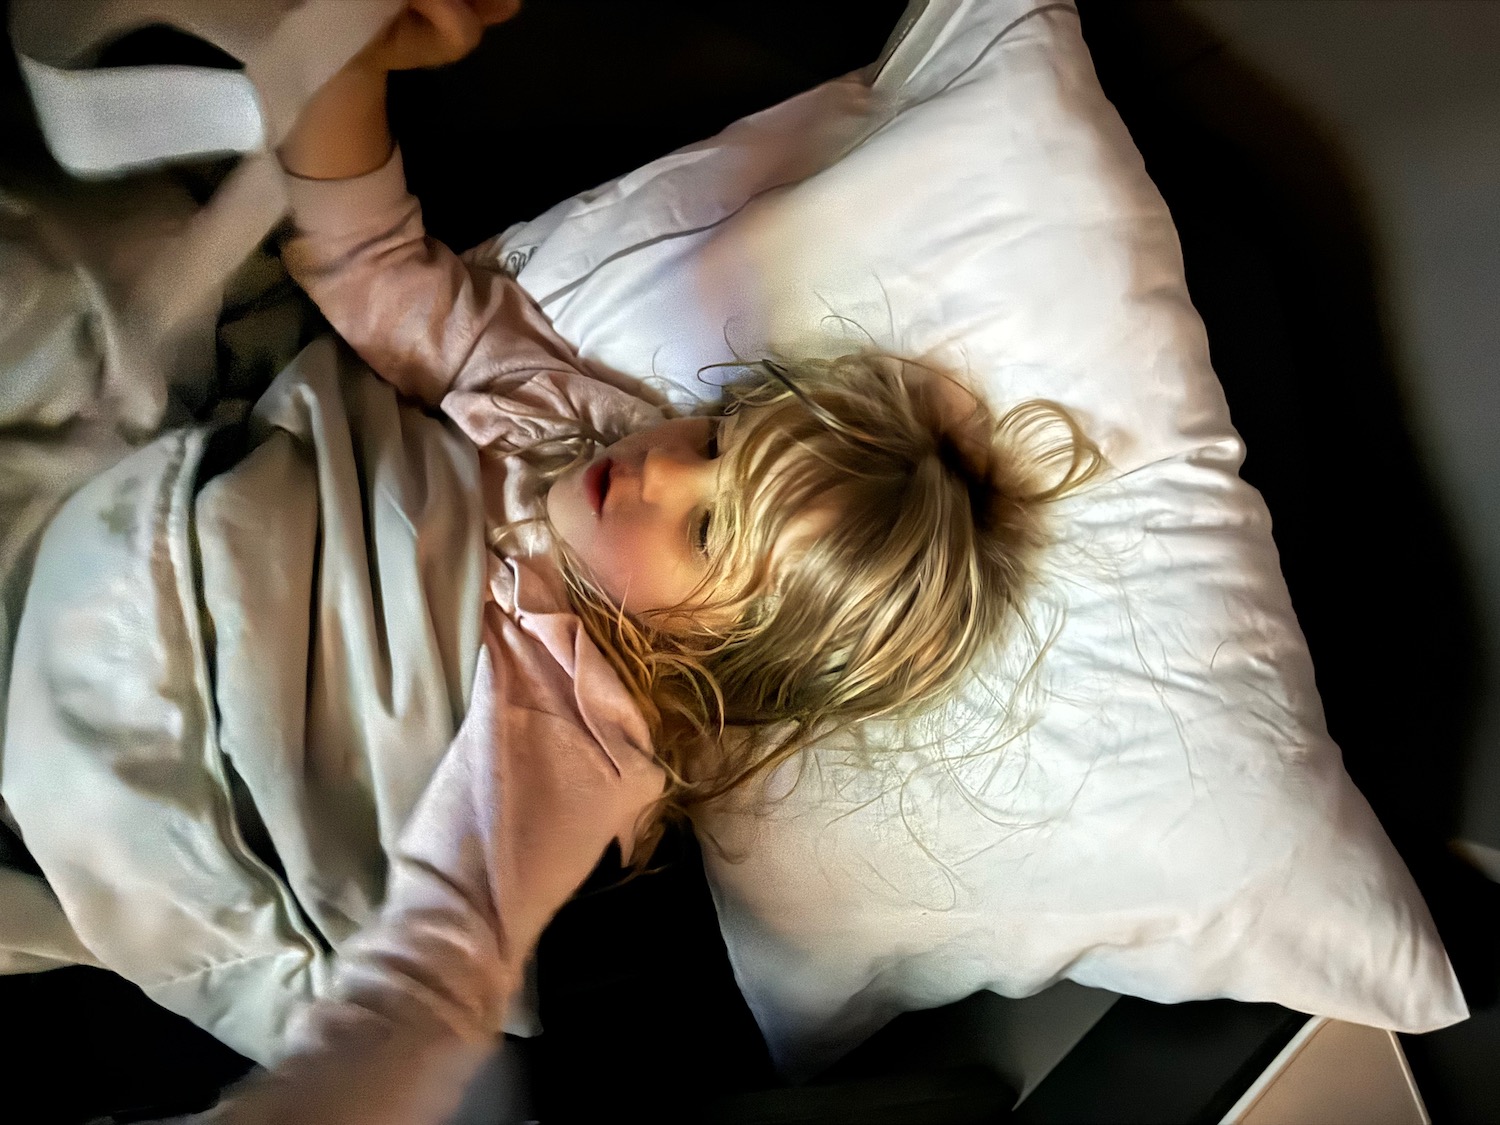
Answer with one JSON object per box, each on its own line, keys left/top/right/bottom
{"left": 545, "top": 472, "right": 595, "bottom": 560}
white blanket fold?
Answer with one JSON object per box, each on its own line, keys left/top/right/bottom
{"left": 3, "top": 337, "right": 487, "bottom": 1065}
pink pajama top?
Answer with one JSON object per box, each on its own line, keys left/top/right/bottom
{"left": 212, "top": 150, "right": 668, "bottom": 1123}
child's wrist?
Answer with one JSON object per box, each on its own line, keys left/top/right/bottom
{"left": 342, "top": 47, "right": 395, "bottom": 88}
{"left": 323, "top": 58, "right": 390, "bottom": 105}
{"left": 279, "top": 64, "right": 393, "bottom": 181}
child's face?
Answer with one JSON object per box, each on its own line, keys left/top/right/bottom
{"left": 547, "top": 414, "right": 738, "bottom": 617}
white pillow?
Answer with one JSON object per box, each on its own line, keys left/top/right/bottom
{"left": 471, "top": 0, "right": 1467, "bottom": 1077}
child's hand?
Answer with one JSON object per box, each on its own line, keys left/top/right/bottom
{"left": 357, "top": 0, "right": 521, "bottom": 75}
{"left": 280, "top": 0, "right": 518, "bottom": 180}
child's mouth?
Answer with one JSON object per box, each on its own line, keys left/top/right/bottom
{"left": 585, "top": 458, "right": 612, "bottom": 516}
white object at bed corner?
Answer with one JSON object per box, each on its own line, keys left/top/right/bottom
{"left": 475, "top": 0, "right": 1468, "bottom": 1078}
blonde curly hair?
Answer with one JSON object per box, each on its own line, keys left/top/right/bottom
{"left": 549, "top": 353, "right": 1102, "bottom": 859}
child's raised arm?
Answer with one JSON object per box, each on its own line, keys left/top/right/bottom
{"left": 275, "top": 51, "right": 391, "bottom": 183}
{"left": 276, "top": 1, "right": 607, "bottom": 413}
{"left": 279, "top": 0, "right": 518, "bottom": 182}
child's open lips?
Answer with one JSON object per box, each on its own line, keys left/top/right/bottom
{"left": 585, "top": 457, "right": 612, "bottom": 516}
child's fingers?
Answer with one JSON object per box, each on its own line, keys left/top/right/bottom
{"left": 358, "top": 0, "right": 516, "bottom": 73}
{"left": 474, "top": 0, "right": 523, "bottom": 27}
{"left": 405, "top": 0, "right": 486, "bottom": 63}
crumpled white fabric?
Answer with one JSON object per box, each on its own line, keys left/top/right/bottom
{"left": 3, "top": 339, "right": 489, "bottom": 1063}
{"left": 0, "top": 165, "right": 218, "bottom": 975}
{"left": 0, "top": 0, "right": 415, "bottom": 1027}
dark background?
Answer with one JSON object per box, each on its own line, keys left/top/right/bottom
{"left": 0, "top": 2, "right": 1495, "bottom": 1122}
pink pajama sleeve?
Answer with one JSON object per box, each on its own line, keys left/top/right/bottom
{"left": 206, "top": 599, "right": 663, "bottom": 1125}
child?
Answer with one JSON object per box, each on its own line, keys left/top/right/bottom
{"left": 210, "top": 2, "right": 1099, "bottom": 1120}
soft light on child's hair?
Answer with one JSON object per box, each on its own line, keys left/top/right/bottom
{"left": 551, "top": 353, "right": 1102, "bottom": 860}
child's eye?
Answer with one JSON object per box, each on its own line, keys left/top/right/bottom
{"left": 705, "top": 419, "right": 721, "bottom": 460}
{"left": 695, "top": 509, "right": 713, "bottom": 555}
